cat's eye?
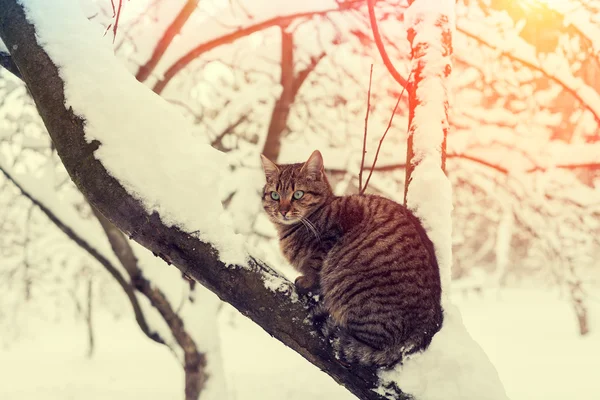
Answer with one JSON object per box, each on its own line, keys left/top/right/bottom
{"left": 293, "top": 190, "right": 304, "bottom": 200}
{"left": 270, "top": 191, "right": 280, "bottom": 201}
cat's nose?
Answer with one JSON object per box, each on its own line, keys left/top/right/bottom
{"left": 280, "top": 210, "right": 289, "bottom": 217}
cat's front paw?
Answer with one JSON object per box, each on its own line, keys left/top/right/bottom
{"left": 294, "top": 274, "right": 319, "bottom": 296}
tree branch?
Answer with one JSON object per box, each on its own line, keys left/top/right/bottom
{"left": 135, "top": 0, "right": 199, "bottom": 82}
{"left": 0, "top": 163, "right": 163, "bottom": 346}
{"left": 262, "top": 31, "right": 325, "bottom": 161}
{"left": 367, "top": 0, "right": 410, "bottom": 90}
{"left": 262, "top": 27, "right": 294, "bottom": 161}
{"left": 152, "top": 2, "right": 359, "bottom": 94}
{"left": 0, "top": 1, "right": 408, "bottom": 398}
{"left": 91, "top": 208, "right": 207, "bottom": 400}
{"left": 291, "top": 52, "right": 326, "bottom": 98}
{"left": 358, "top": 64, "right": 373, "bottom": 194}
{"left": 458, "top": 25, "right": 600, "bottom": 123}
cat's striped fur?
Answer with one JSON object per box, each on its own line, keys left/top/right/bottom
{"left": 261, "top": 150, "right": 443, "bottom": 367}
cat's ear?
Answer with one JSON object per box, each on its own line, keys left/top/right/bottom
{"left": 301, "top": 150, "right": 324, "bottom": 180}
{"left": 260, "top": 154, "right": 279, "bottom": 181}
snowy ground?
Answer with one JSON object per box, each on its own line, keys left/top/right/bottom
{"left": 0, "top": 288, "right": 598, "bottom": 400}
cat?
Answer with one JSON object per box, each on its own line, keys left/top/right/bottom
{"left": 260, "top": 150, "right": 443, "bottom": 368}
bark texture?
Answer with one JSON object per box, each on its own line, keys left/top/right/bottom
{"left": 0, "top": 1, "right": 409, "bottom": 399}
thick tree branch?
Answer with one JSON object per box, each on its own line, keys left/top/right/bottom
{"left": 0, "top": 1, "right": 408, "bottom": 399}
{"left": 0, "top": 163, "right": 163, "bottom": 346}
{"left": 152, "top": 2, "right": 359, "bottom": 94}
{"left": 135, "top": 0, "right": 199, "bottom": 82}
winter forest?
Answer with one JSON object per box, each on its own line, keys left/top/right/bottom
{"left": 0, "top": 0, "right": 598, "bottom": 399}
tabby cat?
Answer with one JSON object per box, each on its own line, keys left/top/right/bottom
{"left": 260, "top": 150, "right": 443, "bottom": 367}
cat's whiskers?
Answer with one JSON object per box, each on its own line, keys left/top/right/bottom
{"left": 301, "top": 217, "right": 321, "bottom": 242}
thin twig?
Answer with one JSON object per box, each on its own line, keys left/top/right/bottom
{"left": 112, "top": 0, "right": 124, "bottom": 43}
{"left": 358, "top": 64, "right": 373, "bottom": 194}
{"left": 361, "top": 70, "right": 412, "bottom": 194}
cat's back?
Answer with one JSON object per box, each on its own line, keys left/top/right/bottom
{"left": 322, "top": 193, "right": 441, "bottom": 322}
{"left": 331, "top": 194, "right": 435, "bottom": 259}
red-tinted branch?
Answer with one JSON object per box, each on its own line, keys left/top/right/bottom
{"left": 262, "top": 27, "right": 294, "bottom": 161}
{"left": 358, "top": 64, "right": 373, "bottom": 193}
{"left": 362, "top": 70, "right": 411, "bottom": 194}
{"left": 136, "top": 0, "right": 200, "bottom": 82}
{"left": 367, "top": 0, "right": 410, "bottom": 90}
{"left": 152, "top": 2, "right": 359, "bottom": 94}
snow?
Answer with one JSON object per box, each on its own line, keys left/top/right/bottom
{"left": 19, "top": 0, "right": 247, "bottom": 266}
{"left": 0, "top": 38, "right": 7, "bottom": 53}
{"left": 1, "top": 288, "right": 597, "bottom": 400}
{"left": 380, "top": 304, "right": 508, "bottom": 400}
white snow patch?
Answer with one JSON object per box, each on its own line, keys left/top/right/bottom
{"left": 407, "top": 161, "right": 454, "bottom": 289}
{"left": 379, "top": 304, "right": 509, "bottom": 400}
{"left": 0, "top": 38, "right": 7, "bottom": 53}
{"left": 262, "top": 273, "right": 298, "bottom": 302}
{"left": 19, "top": 0, "right": 247, "bottom": 265}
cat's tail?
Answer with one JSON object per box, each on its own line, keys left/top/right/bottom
{"left": 315, "top": 312, "right": 431, "bottom": 368}
{"left": 332, "top": 326, "right": 425, "bottom": 368}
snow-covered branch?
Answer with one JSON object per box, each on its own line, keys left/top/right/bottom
{"left": 0, "top": 1, "right": 410, "bottom": 398}
{"left": 388, "top": 1, "right": 509, "bottom": 399}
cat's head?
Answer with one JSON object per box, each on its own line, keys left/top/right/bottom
{"left": 260, "top": 150, "right": 333, "bottom": 225}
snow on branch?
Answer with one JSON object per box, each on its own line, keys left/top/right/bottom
{"left": 386, "top": 1, "right": 510, "bottom": 400}
{"left": 0, "top": 0, "right": 410, "bottom": 398}
{"left": 404, "top": 0, "right": 454, "bottom": 290}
